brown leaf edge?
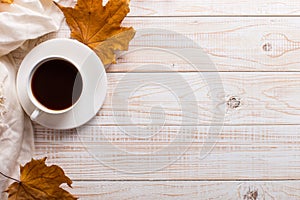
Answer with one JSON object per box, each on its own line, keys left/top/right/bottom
{"left": 1, "top": 0, "right": 13, "bottom": 4}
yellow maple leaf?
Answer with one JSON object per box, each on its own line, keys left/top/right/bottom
{"left": 5, "top": 157, "right": 77, "bottom": 200}
{"left": 1, "top": 0, "right": 13, "bottom": 4}
{"left": 54, "top": 0, "right": 135, "bottom": 65}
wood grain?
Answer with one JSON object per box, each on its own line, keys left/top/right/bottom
{"left": 61, "top": 0, "right": 300, "bottom": 16}
{"left": 112, "top": 17, "right": 300, "bottom": 72}
{"left": 87, "top": 72, "right": 300, "bottom": 126}
{"left": 12, "top": 18, "right": 300, "bottom": 72}
{"left": 68, "top": 181, "right": 300, "bottom": 200}
{"left": 124, "top": 0, "right": 300, "bottom": 16}
{"left": 34, "top": 125, "right": 300, "bottom": 180}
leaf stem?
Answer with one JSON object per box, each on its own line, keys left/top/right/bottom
{"left": 0, "top": 172, "right": 20, "bottom": 183}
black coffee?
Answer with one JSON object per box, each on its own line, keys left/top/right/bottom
{"left": 31, "top": 58, "right": 83, "bottom": 110}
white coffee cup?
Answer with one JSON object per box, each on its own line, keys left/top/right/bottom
{"left": 28, "top": 57, "right": 84, "bottom": 121}
{"left": 17, "top": 38, "right": 107, "bottom": 129}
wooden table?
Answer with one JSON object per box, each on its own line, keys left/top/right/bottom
{"left": 19, "top": 0, "right": 300, "bottom": 199}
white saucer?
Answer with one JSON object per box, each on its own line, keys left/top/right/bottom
{"left": 17, "top": 38, "right": 107, "bottom": 129}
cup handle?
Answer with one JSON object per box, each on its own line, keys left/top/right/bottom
{"left": 30, "top": 108, "right": 41, "bottom": 121}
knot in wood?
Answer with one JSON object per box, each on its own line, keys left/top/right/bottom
{"left": 227, "top": 96, "right": 241, "bottom": 109}
{"left": 243, "top": 189, "right": 258, "bottom": 200}
{"left": 262, "top": 43, "right": 272, "bottom": 52}
{"left": 0, "top": 96, "right": 5, "bottom": 105}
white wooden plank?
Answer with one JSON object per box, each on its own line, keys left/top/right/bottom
{"left": 60, "top": 0, "right": 300, "bottom": 16}
{"left": 117, "top": 0, "right": 300, "bottom": 16}
{"left": 113, "top": 17, "right": 300, "bottom": 72}
{"left": 89, "top": 72, "right": 300, "bottom": 125}
{"left": 34, "top": 125, "right": 300, "bottom": 180}
{"left": 12, "top": 18, "right": 300, "bottom": 72}
{"left": 66, "top": 181, "right": 300, "bottom": 200}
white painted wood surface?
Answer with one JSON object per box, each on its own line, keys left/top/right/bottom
{"left": 108, "top": 0, "right": 300, "bottom": 16}
{"left": 13, "top": 18, "right": 300, "bottom": 72}
{"left": 34, "top": 125, "right": 300, "bottom": 180}
{"left": 16, "top": 0, "right": 300, "bottom": 199}
{"left": 89, "top": 72, "right": 300, "bottom": 126}
{"left": 67, "top": 181, "right": 300, "bottom": 200}
{"left": 118, "top": 17, "right": 300, "bottom": 72}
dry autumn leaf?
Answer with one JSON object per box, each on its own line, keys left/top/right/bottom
{"left": 1, "top": 0, "right": 13, "bottom": 4}
{"left": 54, "top": 0, "right": 135, "bottom": 65}
{"left": 4, "top": 157, "right": 77, "bottom": 200}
